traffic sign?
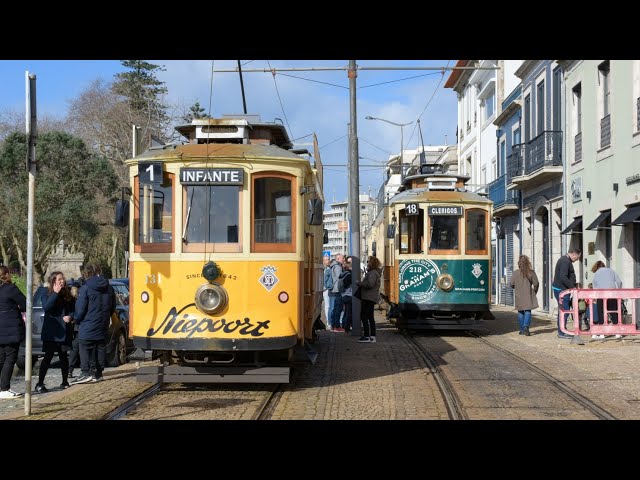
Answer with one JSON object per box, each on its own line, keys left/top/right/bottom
{"left": 323, "top": 250, "right": 331, "bottom": 258}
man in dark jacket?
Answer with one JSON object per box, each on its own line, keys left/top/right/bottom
{"left": 0, "top": 265, "right": 26, "bottom": 398}
{"left": 70, "top": 264, "right": 116, "bottom": 384}
{"left": 552, "top": 248, "right": 581, "bottom": 338}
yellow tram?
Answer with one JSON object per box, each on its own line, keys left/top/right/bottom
{"left": 116, "top": 115, "right": 325, "bottom": 383}
{"left": 370, "top": 164, "right": 494, "bottom": 330}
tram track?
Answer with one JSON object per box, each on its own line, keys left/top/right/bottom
{"left": 467, "top": 332, "right": 617, "bottom": 420}
{"left": 402, "top": 333, "right": 467, "bottom": 420}
{"left": 104, "top": 383, "right": 162, "bottom": 420}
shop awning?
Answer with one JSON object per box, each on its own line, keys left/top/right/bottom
{"left": 561, "top": 217, "right": 582, "bottom": 235}
{"left": 611, "top": 204, "right": 640, "bottom": 225}
{"left": 586, "top": 210, "right": 611, "bottom": 230}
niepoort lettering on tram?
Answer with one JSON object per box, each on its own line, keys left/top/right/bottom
{"left": 147, "top": 304, "right": 270, "bottom": 338}
{"left": 180, "top": 168, "right": 244, "bottom": 185}
{"left": 428, "top": 206, "right": 463, "bottom": 216}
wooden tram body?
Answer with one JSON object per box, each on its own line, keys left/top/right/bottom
{"left": 372, "top": 165, "right": 494, "bottom": 330}
{"left": 119, "top": 116, "right": 325, "bottom": 383}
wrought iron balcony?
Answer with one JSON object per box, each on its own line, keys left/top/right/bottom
{"left": 488, "top": 173, "right": 519, "bottom": 213}
{"left": 574, "top": 132, "right": 582, "bottom": 163}
{"left": 601, "top": 114, "right": 611, "bottom": 148}
{"left": 508, "top": 131, "right": 562, "bottom": 189}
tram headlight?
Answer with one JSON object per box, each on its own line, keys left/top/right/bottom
{"left": 195, "top": 283, "right": 228, "bottom": 315}
{"left": 436, "top": 273, "right": 454, "bottom": 292}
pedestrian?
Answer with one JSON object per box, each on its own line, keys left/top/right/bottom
{"left": 0, "top": 265, "right": 26, "bottom": 398}
{"left": 592, "top": 260, "right": 623, "bottom": 338}
{"left": 35, "top": 271, "right": 74, "bottom": 393}
{"left": 510, "top": 255, "right": 539, "bottom": 336}
{"left": 322, "top": 256, "right": 332, "bottom": 329}
{"left": 552, "top": 248, "right": 581, "bottom": 338}
{"left": 67, "top": 280, "right": 80, "bottom": 377}
{"left": 357, "top": 256, "right": 382, "bottom": 343}
{"left": 70, "top": 264, "right": 116, "bottom": 384}
{"left": 338, "top": 256, "right": 353, "bottom": 333}
{"left": 329, "top": 254, "right": 345, "bottom": 332}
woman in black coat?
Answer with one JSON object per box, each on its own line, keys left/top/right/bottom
{"left": 35, "top": 271, "right": 74, "bottom": 393}
{"left": 0, "top": 265, "right": 26, "bottom": 398}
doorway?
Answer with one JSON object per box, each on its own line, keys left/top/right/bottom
{"left": 542, "top": 209, "right": 549, "bottom": 311}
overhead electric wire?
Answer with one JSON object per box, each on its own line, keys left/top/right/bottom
{"left": 320, "top": 134, "right": 347, "bottom": 150}
{"left": 267, "top": 60, "right": 295, "bottom": 140}
{"left": 359, "top": 137, "right": 393, "bottom": 156}
{"left": 359, "top": 71, "right": 442, "bottom": 89}
{"left": 276, "top": 72, "right": 348, "bottom": 89}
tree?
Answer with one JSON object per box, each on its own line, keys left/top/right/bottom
{"left": 182, "top": 101, "right": 211, "bottom": 123}
{"left": 0, "top": 131, "right": 118, "bottom": 281}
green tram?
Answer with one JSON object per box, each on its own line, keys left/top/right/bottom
{"left": 378, "top": 164, "right": 494, "bottom": 330}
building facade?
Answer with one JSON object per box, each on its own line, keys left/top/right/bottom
{"left": 562, "top": 60, "right": 640, "bottom": 316}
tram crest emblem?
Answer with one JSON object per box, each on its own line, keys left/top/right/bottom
{"left": 259, "top": 265, "right": 279, "bottom": 291}
{"left": 471, "top": 263, "right": 482, "bottom": 279}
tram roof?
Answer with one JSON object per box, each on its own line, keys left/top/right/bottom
{"left": 388, "top": 186, "right": 491, "bottom": 205}
{"left": 128, "top": 142, "right": 307, "bottom": 163}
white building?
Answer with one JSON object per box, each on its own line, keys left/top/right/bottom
{"left": 323, "top": 195, "right": 377, "bottom": 259}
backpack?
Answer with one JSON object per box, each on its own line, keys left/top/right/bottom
{"left": 337, "top": 271, "right": 351, "bottom": 294}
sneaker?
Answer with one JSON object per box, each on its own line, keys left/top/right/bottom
{"left": 369, "top": 336, "right": 376, "bottom": 343}
{"left": 358, "top": 336, "right": 371, "bottom": 343}
{"left": 518, "top": 329, "right": 524, "bottom": 335}
{"left": 34, "top": 384, "right": 48, "bottom": 393}
{"left": 591, "top": 334, "right": 606, "bottom": 339}
{"left": 524, "top": 328, "right": 531, "bottom": 337}
{"left": 59, "top": 382, "right": 70, "bottom": 389}
{"left": 68, "top": 371, "right": 75, "bottom": 378}
{"left": 334, "top": 327, "right": 345, "bottom": 332}
{"left": 557, "top": 333, "right": 573, "bottom": 339}
{"left": 614, "top": 334, "right": 623, "bottom": 339}
{"left": 70, "top": 374, "right": 93, "bottom": 385}
{"left": 91, "top": 376, "right": 104, "bottom": 383}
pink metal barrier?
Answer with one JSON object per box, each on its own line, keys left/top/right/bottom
{"left": 558, "top": 288, "right": 640, "bottom": 337}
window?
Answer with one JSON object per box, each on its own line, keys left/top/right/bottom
{"left": 182, "top": 185, "right": 241, "bottom": 252}
{"left": 398, "top": 206, "right": 424, "bottom": 254}
{"left": 513, "top": 128, "right": 521, "bottom": 146}
{"left": 499, "top": 141, "right": 506, "bottom": 175}
{"left": 252, "top": 173, "right": 296, "bottom": 253}
{"left": 466, "top": 209, "right": 488, "bottom": 254}
{"left": 428, "top": 215, "right": 460, "bottom": 253}
{"left": 537, "top": 80, "right": 545, "bottom": 135}
{"left": 524, "top": 95, "right": 531, "bottom": 142}
{"left": 484, "top": 92, "right": 495, "bottom": 120}
{"left": 573, "top": 83, "right": 582, "bottom": 134}
{"left": 599, "top": 61, "right": 610, "bottom": 116}
{"left": 135, "top": 173, "right": 174, "bottom": 253}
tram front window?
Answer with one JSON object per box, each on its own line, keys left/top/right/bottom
{"left": 137, "top": 174, "right": 173, "bottom": 251}
{"left": 252, "top": 174, "right": 295, "bottom": 252}
{"left": 429, "top": 216, "right": 459, "bottom": 252}
{"left": 182, "top": 185, "right": 240, "bottom": 250}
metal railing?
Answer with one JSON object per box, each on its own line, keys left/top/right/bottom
{"left": 559, "top": 288, "right": 640, "bottom": 337}
{"left": 508, "top": 144, "right": 525, "bottom": 179}
{"left": 525, "top": 130, "right": 562, "bottom": 173}
{"left": 574, "top": 131, "right": 582, "bottom": 163}
{"left": 600, "top": 114, "right": 611, "bottom": 148}
{"left": 487, "top": 174, "right": 518, "bottom": 208}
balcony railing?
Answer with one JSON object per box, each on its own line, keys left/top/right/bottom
{"left": 524, "top": 130, "right": 562, "bottom": 174}
{"left": 574, "top": 131, "right": 582, "bottom": 163}
{"left": 488, "top": 173, "right": 519, "bottom": 209}
{"left": 508, "top": 144, "right": 525, "bottom": 181}
{"left": 601, "top": 114, "right": 611, "bottom": 148}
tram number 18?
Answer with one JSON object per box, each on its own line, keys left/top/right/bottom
{"left": 405, "top": 203, "right": 419, "bottom": 216}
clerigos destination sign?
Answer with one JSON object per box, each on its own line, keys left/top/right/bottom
{"left": 180, "top": 168, "right": 244, "bottom": 185}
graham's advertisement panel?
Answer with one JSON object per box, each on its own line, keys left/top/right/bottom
{"left": 398, "top": 259, "right": 489, "bottom": 305}
{"left": 131, "top": 261, "right": 299, "bottom": 341}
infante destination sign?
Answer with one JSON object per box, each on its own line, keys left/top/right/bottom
{"left": 180, "top": 168, "right": 244, "bottom": 185}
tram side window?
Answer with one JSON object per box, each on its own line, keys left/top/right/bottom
{"left": 252, "top": 174, "right": 296, "bottom": 252}
{"left": 136, "top": 173, "right": 174, "bottom": 253}
{"left": 182, "top": 185, "right": 240, "bottom": 252}
{"left": 428, "top": 216, "right": 459, "bottom": 252}
{"left": 466, "top": 209, "right": 487, "bottom": 254}
{"left": 398, "top": 207, "right": 424, "bottom": 254}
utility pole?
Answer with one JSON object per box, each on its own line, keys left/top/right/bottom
{"left": 348, "top": 60, "right": 361, "bottom": 336}
{"left": 24, "top": 72, "right": 37, "bottom": 415}
{"left": 237, "top": 60, "right": 248, "bottom": 115}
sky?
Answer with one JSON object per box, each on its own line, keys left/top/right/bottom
{"left": 0, "top": 59, "right": 458, "bottom": 205}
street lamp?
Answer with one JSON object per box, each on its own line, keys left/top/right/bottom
{"left": 365, "top": 116, "right": 413, "bottom": 181}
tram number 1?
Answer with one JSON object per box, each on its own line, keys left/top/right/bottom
{"left": 405, "top": 203, "right": 419, "bottom": 216}
{"left": 138, "top": 162, "right": 162, "bottom": 185}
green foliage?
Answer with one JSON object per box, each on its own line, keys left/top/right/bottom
{"left": 12, "top": 275, "right": 26, "bottom": 295}
{"left": 0, "top": 131, "right": 118, "bottom": 277}
{"left": 182, "top": 102, "right": 211, "bottom": 123}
